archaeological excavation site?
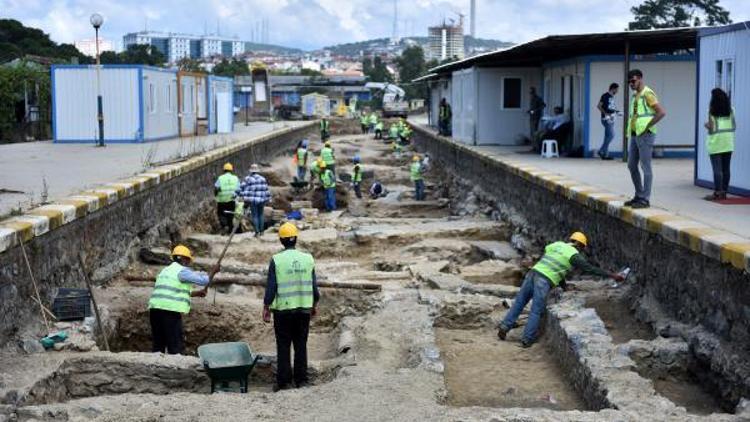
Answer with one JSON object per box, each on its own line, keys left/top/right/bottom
{"left": 1, "top": 119, "right": 749, "bottom": 421}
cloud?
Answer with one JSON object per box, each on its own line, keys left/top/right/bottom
{"left": 2, "top": 0, "right": 749, "bottom": 50}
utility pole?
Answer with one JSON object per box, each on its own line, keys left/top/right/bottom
{"left": 90, "top": 13, "right": 105, "bottom": 147}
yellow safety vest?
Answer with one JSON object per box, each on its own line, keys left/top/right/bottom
{"left": 629, "top": 86, "right": 658, "bottom": 136}
{"left": 270, "top": 249, "right": 315, "bottom": 311}
{"left": 148, "top": 262, "right": 192, "bottom": 314}
{"left": 321, "top": 147, "right": 335, "bottom": 165}
{"left": 353, "top": 164, "right": 362, "bottom": 183}
{"left": 215, "top": 173, "right": 239, "bottom": 203}
{"left": 322, "top": 169, "right": 336, "bottom": 189}
{"left": 410, "top": 162, "right": 422, "bottom": 181}
{"left": 532, "top": 242, "right": 578, "bottom": 287}
{"left": 706, "top": 111, "right": 735, "bottom": 155}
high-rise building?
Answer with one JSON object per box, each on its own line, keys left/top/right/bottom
{"left": 427, "top": 22, "right": 465, "bottom": 61}
{"left": 123, "top": 31, "right": 245, "bottom": 63}
{"left": 74, "top": 38, "right": 114, "bottom": 57}
{"left": 470, "top": 0, "right": 476, "bottom": 38}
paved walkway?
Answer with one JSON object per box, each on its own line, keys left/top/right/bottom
{"left": 410, "top": 116, "right": 750, "bottom": 239}
{"left": 0, "top": 121, "right": 309, "bottom": 217}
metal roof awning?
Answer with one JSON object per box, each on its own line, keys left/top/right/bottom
{"left": 429, "top": 27, "right": 699, "bottom": 74}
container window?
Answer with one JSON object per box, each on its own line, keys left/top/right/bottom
{"left": 148, "top": 83, "right": 157, "bottom": 114}
{"left": 715, "top": 60, "right": 723, "bottom": 89}
{"left": 502, "top": 77, "right": 522, "bottom": 109}
{"left": 165, "top": 84, "right": 172, "bottom": 112}
{"left": 725, "top": 60, "right": 733, "bottom": 100}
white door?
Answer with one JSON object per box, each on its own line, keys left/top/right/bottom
{"left": 217, "top": 92, "right": 231, "bottom": 133}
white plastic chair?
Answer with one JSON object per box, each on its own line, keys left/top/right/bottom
{"left": 541, "top": 139, "right": 559, "bottom": 158}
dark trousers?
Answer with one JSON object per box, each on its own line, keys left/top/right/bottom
{"left": 709, "top": 152, "right": 732, "bottom": 192}
{"left": 150, "top": 308, "right": 184, "bottom": 354}
{"left": 353, "top": 183, "right": 362, "bottom": 198}
{"left": 216, "top": 201, "right": 236, "bottom": 232}
{"left": 375, "top": 129, "right": 382, "bottom": 139}
{"left": 273, "top": 311, "right": 311, "bottom": 387}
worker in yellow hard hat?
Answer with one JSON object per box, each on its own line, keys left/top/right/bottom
{"left": 320, "top": 160, "right": 337, "bottom": 211}
{"left": 148, "top": 245, "right": 219, "bottom": 354}
{"left": 214, "top": 162, "right": 240, "bottom": 234}
{"left": 497, "top": 232, "right": 625, "bottom": 348}
{"left": 410, "top": 154, "right": 424, "bottom": 201}
{"left": 263, "top": 222, "right": 320, "bottom": 392}
{"left": 320, "top": 140, "right": 336, "bottom": 177}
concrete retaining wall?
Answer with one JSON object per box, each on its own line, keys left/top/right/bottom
{"left": 0, "top": 123, "right": 316, "bottom": 346}
{"left": 412, "top": 125, "right": 750, "bottom": 361}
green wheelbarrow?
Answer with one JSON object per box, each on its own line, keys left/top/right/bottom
{"left": 197, "top": 342, "right": 261, "bottom": 393}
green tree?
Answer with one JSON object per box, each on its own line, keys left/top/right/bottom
{"left": 177, "top": 57, "right": 203, "bottom": 72}
{"left": 0, "top": 62, "right": 50, "bottom": 142}
{"left": 213, "top": 59, "right": 250, "bottom": 77}
{"left": 363, "top": 56, "right": 393, "bottom": 83}
{"left": 100, "top": 45, "right": 165, "bottom": 66}
{"left": 396, "top": 46, "right": 426, "bottom": 99}
{"left": 0, "top": 19, "right": 90, "bottom": 63}
{"left": 628, "top": 0, "right": 731, "bottom": 29}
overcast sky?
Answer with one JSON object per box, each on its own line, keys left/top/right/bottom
{"left": 2, "top": 0, "right": 749, "bottom": 50}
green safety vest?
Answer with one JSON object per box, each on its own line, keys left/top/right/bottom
{"left": 531, "top": 241, "right": 579, "bottom": 287}
{"left": 321, "top": 147, "right": 335, "bottom": 165}
{"left": 629, "top": 86, "right": 658, "bottom": 136}
{"left": 375, "top": 122, "right": 384, "bottom": 131}
{"left": 148, "top": 262, "right": 192, "bottom": 314}
{"left": 389, "top": 125, "right": 399, "bottom": 137}
{"left": 360, "top": 115, "right": 368, "bottom": 125}
{"left": 215, "top": 173, "right": 239, "bottom": 203}
{"left": 352, "top": 164, "right": 362, "bottom": 183}
{"left": 439, "top": 105, "right": 451, "bottom": 121}
{"left": 270, "top": 249, "right": 315, "bottom": 311}
{"left": 707, "top": 111, "right": 735, "bottom": 155}
{"left": 297, "top": 148, "right": 307, "bottom": 166}
{"left": 322, "top": 169, "right": 336, "bottom": 188}
{"left": 320, "top": 120, "right": 329, "bottom": 131}
{"left": 410, "top": 162, "right": 423, "bottom": 181}
{"left": 368, "top": 114, "right": 378, "bottom": 125}
{"left": 309, "top": 161, "right": 321, "bottom": 175}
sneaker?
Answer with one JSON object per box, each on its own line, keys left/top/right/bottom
{"left": 623, "top": 197, "right": 639, "bottom": 207}
{"left": 601, "top": 156, "right": 614, "bottom": 161}
{"left": 631, "top": 199, "right": 650, "bottom": 209}
{"left": 497, "top": 326, "right": 508, "bottom": 341}
{"left": 519, "top": 339, "right": 533, "bottom": 348}
{"left": 295, "top": 380, "right": 309, "bottom": 389}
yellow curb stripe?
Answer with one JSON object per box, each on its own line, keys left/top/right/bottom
{"left": 720, "top": 243, "right": 750, "bottom": 271}
{"left": 79, "top": 191, "right": 110, "bottom": 207}
{"left": 0, "top": 221, "right": 34, "bottom": 242}
{"left": 28, "top": 209, "right": 64, "bottom": 230}
{"left": 679, "top": 228, "right": 724, "bottom": 252}
{"left": 645, "top": 214, "right": 686, "bottom": 234}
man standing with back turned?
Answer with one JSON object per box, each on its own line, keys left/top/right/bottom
{"left": 263, "top": 222, "right": 320, "bottom": 391}
{"left": 497, "top": 232, "right": 625, "bottom": 348}
{"left": 625, "top": 69, "right": 666, "bottom": 209}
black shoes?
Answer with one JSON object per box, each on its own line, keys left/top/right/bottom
{"left": 497, "top": 326, "right": 508, "bottom": 341}
{"left": 624, "top": 197, "right": 650, "bottom": 208}
{"left": 519, "top": 340, "right": 533, "bottom": 348}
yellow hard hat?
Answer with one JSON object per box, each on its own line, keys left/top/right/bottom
{"left": 279, "top": 222, "right": 299, "bottom": 239}
{"left": 171, "top": 245, "right": 193, "bottom": 261}
{"left": 319, "top": 161, "right": 327, "bottom": 168}
{"left": 569, "top": 232, "right": 588, "bottom": 247}
{"left": 325, "top": 141, "right": 331, "bottom": 147}
{"left": 223, "top": 163, "right": 233, "bottom": 171}
{"left": 412, "top": 155, "right": 420, "bottom": 161}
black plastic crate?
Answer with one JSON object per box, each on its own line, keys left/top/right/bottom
{"left": 52, "top": 288, "right": 92, "bottom": 321}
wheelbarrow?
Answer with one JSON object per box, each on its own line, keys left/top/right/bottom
{"left": 197, "top": 342, "right": 261, "bottom": 393}
{"left": 290, "top": 179, "right": 310, "bottom": 195}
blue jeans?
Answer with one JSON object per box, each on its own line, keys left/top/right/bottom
{"left": 297, "top": 166, "right": 306, "bottom": 181}
{"left": 414, "top": 179, "right": 425, "bottom": 201}
{"left": 250, "top": 202, "right": 265, "bottom": 234}
{"left": 499, "top": 270, "right": 551, "bottom": 343}
{"left": 353, "top": 183, "right": 362, "bottom": 199}
{"left": 325, "top": 188, "right": 336, "bottom": 211}
{"left": 600, "top": 118, "right": 614, "bottom": 157}
{"left": 628, "top": 132, "right": 655, "bottom": 201}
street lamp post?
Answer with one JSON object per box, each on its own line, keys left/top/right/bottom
{"left": 90, "top": 13, "right": 105, "bottom": 147}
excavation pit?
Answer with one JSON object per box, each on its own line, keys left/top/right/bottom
{"left": 436, "top": 327, "right": 587, "bottom": 410}
{"left": 585, "top": 293, "right": 655, "bottom": 344}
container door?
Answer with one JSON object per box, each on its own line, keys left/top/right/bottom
{"left": 217, "top": 92, "right": 231, "bottom": 133}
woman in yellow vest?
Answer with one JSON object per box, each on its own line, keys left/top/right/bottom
{"left": 497, "top": 232, "right": 624, "bottom": 348}
{"left": 148, "top": 245, "right": 218, "bottom": 354}
{"left": 703, "top": 88, "right": 735, "bottom": 201}
{"left": 262, "top": 223, "right": 320, "bottom": 391}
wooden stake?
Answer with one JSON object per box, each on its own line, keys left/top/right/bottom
{"left": 16, "top": 232, "right": 51, "bottom": 334}
{"left": 78, "top": 253, "right": 110, "bottom": 351}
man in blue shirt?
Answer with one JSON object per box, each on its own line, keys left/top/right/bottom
{"left": 237, "top": 164, "right": 272, "bottom": 237}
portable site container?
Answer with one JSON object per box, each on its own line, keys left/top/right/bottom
{"left": 301, "top": 93, "right": 331, "bottom": 117}
{"left": 51, "top": 65, "right": 178, "bottom": 143}
{"left": 696, "top": 22, "right": 750, "bottom": 195}
{"left": 208, "top": 75, "right": 234, "bottom": 134}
